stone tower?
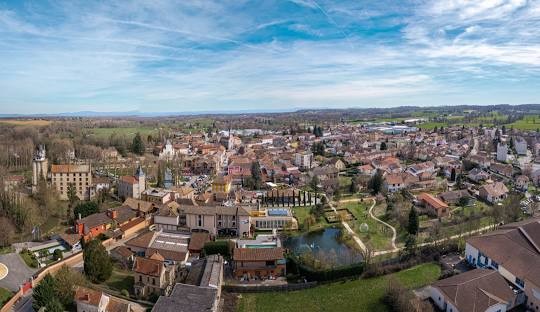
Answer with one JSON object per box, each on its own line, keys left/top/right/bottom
{"left": 32, "top": 144, "right": 48, "bottom": 193}
{"left": 135, "top": 164, "right": 146, "bottom": 195}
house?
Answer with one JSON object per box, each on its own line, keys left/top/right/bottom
{"left": 490, "top": 163, "right": 513, "bottom": 178}
{"left": 468, "top": 168, "right": 490, "bottom": 183}
{"left": 110, "top": 246, "right": 134, "bottom": 268}
{"left": 153, "top": 204, "right": 251, "bottom": 237}
{"left": 133, "top": 252, "right": 176, "bottom": 298}
{"left": 233, "top": 247, "right": 286, "bottom": 279}
{"left": 74, "top": 286, "right": 143, "bottom": 312}
{"left": 515, "top": 175, "right": 529, "bottom": 192}
{"left": 188, "top": 232, "right": 210, "bottom": 256}
{"left": 294, "top": 152, "right": 313, "bottom": 170}
{"left": 430, "top": 269, "right": 517, "bottom": 312}
{"left": 142, "top": 188, "right": 172, "bottom": 204}
{"left": 125, "top": 231, "right": 190, "bottom": 265}
{"left": 123, "top": 198, "right": 157, "bottom": 216}
{"left": 479, "top": 182, "right": 509, "bottom": 204}
{"left": 357, "top": 164, "right": 375, "bottom": 176}
{"left": 384, "top": 173, "right": 404, "bottom": 193}
{"left": 465, "top": 218, "right": 540, "bottom": 310}
{"left": 406, "top": 161, "right": 435, "bottom": 177}
{"left": 75, "top": 206, "right": 140, "bottom": 241}
{"left": 118, "top": 165, "right": 146, "bottom": 200}
{"left": 497, "top": 142, "right": 508, "bottom": 162}
{"left": 152, "top": 255, "right": 223, "bottom": 312}
{"left": 468, "top": 155, "right": 491, "bottom": 169}
{"left": 438, "top": 190, "right": 472, "bottom": 206}
{"left": 212, "top": 175, "right": 232, "bottom": 193}
{"left": 417, "top": 193, "right": 449, "bottom": 217}
{"left": 514, "top": 137, "right": 528, "bottom": 155}
{"left": 327, "top": 158, "right": 346, "bottom": 171}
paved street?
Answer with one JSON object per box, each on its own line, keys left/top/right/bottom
{"left": 0, "top": 253, "right": 37, "bottom": 292}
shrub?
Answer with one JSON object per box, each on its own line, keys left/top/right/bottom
{"left": 203, "top": 240, "right": 231, "bottom": 257}
{"left": 20, "top": 249, "right": 39, "bottom": 268}
{"left": 53, "top": 249, "right": 63, "bottom": 261}
{"left": 121, "top": 289, "right": 130, "bottom": 297}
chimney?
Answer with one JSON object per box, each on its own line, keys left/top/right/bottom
{"left": 78, "top": 213, "right": 82, "bottom": 220}
{"left": 107, "top": 209, "right": 118, "bottom": 219}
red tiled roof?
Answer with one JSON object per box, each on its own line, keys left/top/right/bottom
{"left": 418, "top": 192, "right": 448, "bottom": 210}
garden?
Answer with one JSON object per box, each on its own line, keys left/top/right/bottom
{"left": 236, "top": 262, "right": 441, "bottom": 312}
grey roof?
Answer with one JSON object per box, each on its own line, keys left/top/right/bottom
{"left": 151, "top": 284, "right": 217, "bottom": 312}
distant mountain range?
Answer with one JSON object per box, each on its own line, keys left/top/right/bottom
{"left": 1, "top": 104, "right": 539, "bottom": 118}
{"left": 0, "top": 108, "right": 299, "bottom": 118}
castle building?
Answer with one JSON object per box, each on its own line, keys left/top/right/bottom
{"left": 50, "top": 164, "right": 93, "bottom": 200}
{"left": 118, "top": 165, "right": 146, "bottom": 200}
{"left": 31, "top": 145, "right": 48, "bottom": 193}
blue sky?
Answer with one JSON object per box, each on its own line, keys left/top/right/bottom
{"left": 1, "top": 0, "right": 540, "bottom": 114}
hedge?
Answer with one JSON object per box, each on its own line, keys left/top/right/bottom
{"left": 287, "top": 256, "right": 364, "bottom": 282}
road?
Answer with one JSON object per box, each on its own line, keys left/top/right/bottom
{"left": 13, "top": 292, "right": 33, "bottom": 312}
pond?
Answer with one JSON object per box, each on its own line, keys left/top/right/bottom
{"left": 285, "top": 227, "right": 363, "bottom": 267}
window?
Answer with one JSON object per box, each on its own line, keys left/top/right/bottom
{"left": 197, "top": 215, "right": 203, "bottom": 227}
{"left": 516, "top": 277, "right": 525, "bottom": 288}
{"left": 491, "top": 260, "right": 499, "bottom": 269}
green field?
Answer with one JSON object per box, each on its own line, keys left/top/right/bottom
{"left": 416, "top": 122, "right": 447, "bottom": 130}
{"left": 342, "top": 201, "right": 393, "bottom": 251}
{"left": 236, "top": 263, "right": 441, "bottom": 312}
{"left": 507, "top": 115, "right": 540, "bottom": 130}
{"left": 88, "top": 127, "right": 159, "bottom": 139}
{"left": 0, "top": 287, "right": 13, "bottom": 306}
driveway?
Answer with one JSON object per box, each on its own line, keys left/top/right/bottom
{"left": 0, "top": 253, "right": 37, "bottom": 292}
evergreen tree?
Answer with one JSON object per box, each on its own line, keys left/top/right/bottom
{"left": 251, "top": 162, "right": 262, "bottom": 189}
{"left": 45, "top": 299, "right": 64, "bottom": 312}
{"left": 131, "top": 132, "right": 145, "bottom": 155}
{"left": 310, "top": 175, "right": 320, "bottom": 192}
{"left": 33, "top": 274, "right": 57, "bottom": 311}
{"left": 380, "top": 141, "right": 387, "bottom": 150}
{"left": 67, "top": 183, "right": 78, "bottom": 222}
{"left": 450, "top": 168, "right": 456, "bottom": 182}
{"left": 368, "top": 170, "right": 384, "bottom": 195}
{"left": 83, "top": 239, "right": 113, "bottom": 283}
{"left": 349, "top": 178, "right": 358, "bottom": 194}
{"left": 156, "top": 162, "right": 164, "bottom": 188}
{"left": 407, "top": 206, "right": 419, "bottom": 235}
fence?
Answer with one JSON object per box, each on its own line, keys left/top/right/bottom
{"left": 223, "top": 281, "right": 317, "bottom": 293}
{"left": 1, "top": 237, "right": 115, "bottom": 312}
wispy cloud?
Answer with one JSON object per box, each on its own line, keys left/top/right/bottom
{"left": 0, "top": 0, "right": 539, "bottom": 113}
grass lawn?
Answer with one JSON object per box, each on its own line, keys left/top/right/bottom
{"left": 104, "top": 268, "right": 134, "bottom": 294}
{"left": 236, "top": 263, "right": 441, "bottom": 312}
{"left": 342, "top": 202, "right": 393, "bottom": 251}
{"left": 292, "top": 206, "right": 328, "bottom": 232}
{"left": 0, "top": 287, "right": 13, "bottom": 306}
